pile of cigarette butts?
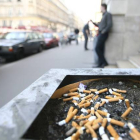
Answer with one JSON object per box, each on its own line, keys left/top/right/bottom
{"left": 57, "top": 85, "right": 140, "bottom": 140}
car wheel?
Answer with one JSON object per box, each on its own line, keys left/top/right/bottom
{"left": 38, "top": 46, "right": 43, "bottom": 52}
{"left": 15, "top": 48, "right": 24, "bottom": 60}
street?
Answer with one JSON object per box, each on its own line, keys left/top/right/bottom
{"left": 0, "top": 41, "right": 94, "bottom": 107}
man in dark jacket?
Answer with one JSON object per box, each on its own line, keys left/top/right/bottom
{"left": 83, "top": 21, "right": 90, "bottom": 50}
{"left": 91, "top": 3, "right": 112, "bottom": 68}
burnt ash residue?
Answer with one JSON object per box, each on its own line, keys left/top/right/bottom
{"left": 22, "top": 79, "right": 140, "bottom": 140}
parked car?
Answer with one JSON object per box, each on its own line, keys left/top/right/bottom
{"left": 0, "top": 31, "right": 45, "bottom": 61}
{"left": 43, "top": 32, "right": 59, "bottom": 48}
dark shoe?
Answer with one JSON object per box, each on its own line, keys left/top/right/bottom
{"left": 100, "top": 63, "right": 108, "bottom": 68}
{"left": 85, "top": 48, "right": 89, "bottom": 50}
{"left": 92, "top": 64, "right": 102, "bottom": 68}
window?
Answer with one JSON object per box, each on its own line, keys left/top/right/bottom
{"left": 3, "top": 20, "right": 6, "bottom": 26}
{"left": 19, "top": 20, "right": 22, "bottom": 26}
{"left": 9, "top": 20, "right": 12, "bottom": 26}
{"left": 32, "top": 32, "right": 39, "bottom": 39}
{"left": 2, "top": 32, "right": 26, "bottom": 40}
{"left": 27, "top": 33, "right": 33, "bottom": 40}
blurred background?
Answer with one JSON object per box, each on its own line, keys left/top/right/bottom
{"left": 0, "top": 0, "right": 139, "bottom": 107}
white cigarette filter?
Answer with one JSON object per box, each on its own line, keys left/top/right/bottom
{"left": 128, "top": 123, "right": 140, "bottom": 138}
{"left": 63, "top": 92, "right": 79, "bottom": 97}
{"left": 94, "top": 102, "right": 100, "bottom": 110}
{"left": 109, "top": 89, "right": 121, "bottom": 96}
{"left": 88, "top": 116, "right": 96, "bottom": 121}
{"left": 95, "top": 88, "right": 108, "bottom": 95}
{"left": 107, "top": 118, "right": 125, "bottom": 127}
{"left": 112, "top": 88, "right": 127, "bottom": 93}
{"left": 99, "top": 126, "right": 109, "bottom": 140}
{"left": 81, "top": 108, "right": 88, "bottom": 113}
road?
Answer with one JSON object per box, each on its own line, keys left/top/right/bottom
{"left": 0, "top": 41, "right": 94, "bottom": 107}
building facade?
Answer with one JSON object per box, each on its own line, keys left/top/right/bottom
{"left": 103, "top": 0, "right": 140, "bottom": 64}
{"left": 0, "top": 0, "right": 83, "bottom": 32}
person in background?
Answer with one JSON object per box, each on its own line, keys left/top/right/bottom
{"left": 83, "top": 21, "right": 90, "bottom": 50}
{"left": 74, "top": 28, "right": 79, "bottom": 45}
{"left": 91, "top": 3, "right": 112, "bottom": 68}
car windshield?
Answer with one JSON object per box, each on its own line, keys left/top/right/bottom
{"left": 43, "top": 33, "right": 53, "bottom": 38}
{"left": 1, "top": 32, "right": 26, "bottom": 40}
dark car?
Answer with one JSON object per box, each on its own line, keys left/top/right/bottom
{"left": 0, "top": 31, "right": 45, "bottom": 60}
{"left": 43, "top": 33, "right": 59, "bottom": 48}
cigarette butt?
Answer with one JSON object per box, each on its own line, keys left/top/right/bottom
{"left": 108, "top": 98, "right": 120, "bottom": 102}
{"left": 67, "top": 106, "right": 74, "bottom": 116}
{"left": 95, "top": 111, "right": 103, "bottom": 119}
{"left": 65, "top": 109, "right": 78, "bottom": 123}
{"left": 83, "top": 90, "right": 91, "bottom": 94}
{"left": 90, "top": 89, "right": 98, "bottom": 92}
{"left": 107, "top": 124, "right": 119, "bottom": 139}
{"left": 121, "top": 107, "right": 133, "bottom": 119}
{"left": 86, "top": 98, "right": 92, "bottom": 102}
{"left": 85, "top": 124, "right": 98, "bottom": 138}
{"left": 117, "top": 96, "right": 124, "bottom": 100}
{"left": 125, "top": 99, "right": 130, "bottom": 108}
{"left": 113, "top": 88, "right": 127, "bottom": 93}
{"left": 66, "top": 127, "right": 76, "bottom": 136}
{"left": 66, "top": 92, "right": 79, "bottom": 96}
{"left": 94, "top": 102, "right": 100, "bottom": 110}
{"left": 85, "top": 119, "right": 94, "bottom": 126}
{"left": 84, "top": 94, "right": 94, "bottom": 100}
{"left": 93, "top": 118, "right": 103, "bottom": 125}
{"left": 102, "top": 118, "right": 107, "bottom": 128}
{"left": 78, "top": 100, "right": 85, "bottom": 106}
{"left": 112, "top": 91, "right": 122, "bottom": 96}
{"left": 91, "top": 107, "right": 95, "bottom": 115}
{"left": 105, "top": 96, "right": 113, "bottom": 99}
{"left": 79, "top": 102, "right": 91, "bottom": 108}
{"left": 100, "top": 101, "right": 106, "bottom": 107}
{"left": 63, "top": 97, "right": 72, "bottom": 102}
{"left": 129, "top": 131, "right": 140, "bottom": 140}
{"left": 128, "top": 123, "right": 140, "bottom": 138}
{"left": 78, "top": 114, "right": 91, "bottom": 120}
{"left": 69, "top": 88, "right": 78, "bottom": 92}
{"left": 93, "top": 95, "right": 99, "bottom": 100}
{"left": 108, "top": 118, "right": 125, "bottom": 127}
{"left": 95, "top": 88, "right": 108, "bottom": 94}
{"left": 97, "top": 110, "right": 109, "bottom": 117}
{"left": 74, "top": 115, "right": 83, "bottom": 120}
{"left": 78, "top": 104, "right": 84, "bottom": 108}
{"left": 80, "top": 120, "right": 89, "bottom": 126}
{"left": 84, "top": 102, "right": 91, "bottom": 108}
{"left": 86, "top": 129, "right": 90, "bottom": 133}
{"left": 72, "top": 100, "right": 78, "bottom": 106}
{"left": 87, "top": 109, "right": 91, "bottom": 114}
{"left": 71, "top": 130, "right": 81, "bottom": 140}
{"left": 92, "top": 123, "right": 100, "bottom": 130}
{"left": 72, "top": 121, "right": 80, "bottom": 129}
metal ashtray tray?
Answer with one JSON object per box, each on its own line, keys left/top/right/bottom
{"left": 22, "top": 75, "right": 140, "bottom": 140}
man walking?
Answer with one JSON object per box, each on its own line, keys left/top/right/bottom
{"left": 83, "top": 21, "right": 90, "bottom": 50}
{"left": 91, "top": 3, "right": 112, "bottom": 68}
{"left": 74, "top": 28, "right": 79, "bottom": 45}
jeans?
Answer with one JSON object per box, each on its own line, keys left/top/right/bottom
{"left": 95, "top": 32, "right": 108, "bottom": 66}
{"left": 84, "top": 34, "right": 88, "bottom": 50}
{"left": 93, "top": 36, "right": 98, "bottom": 65}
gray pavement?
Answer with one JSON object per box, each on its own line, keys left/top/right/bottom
{"left": 0, "top": 41, "right": 94, "bottom": 107}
